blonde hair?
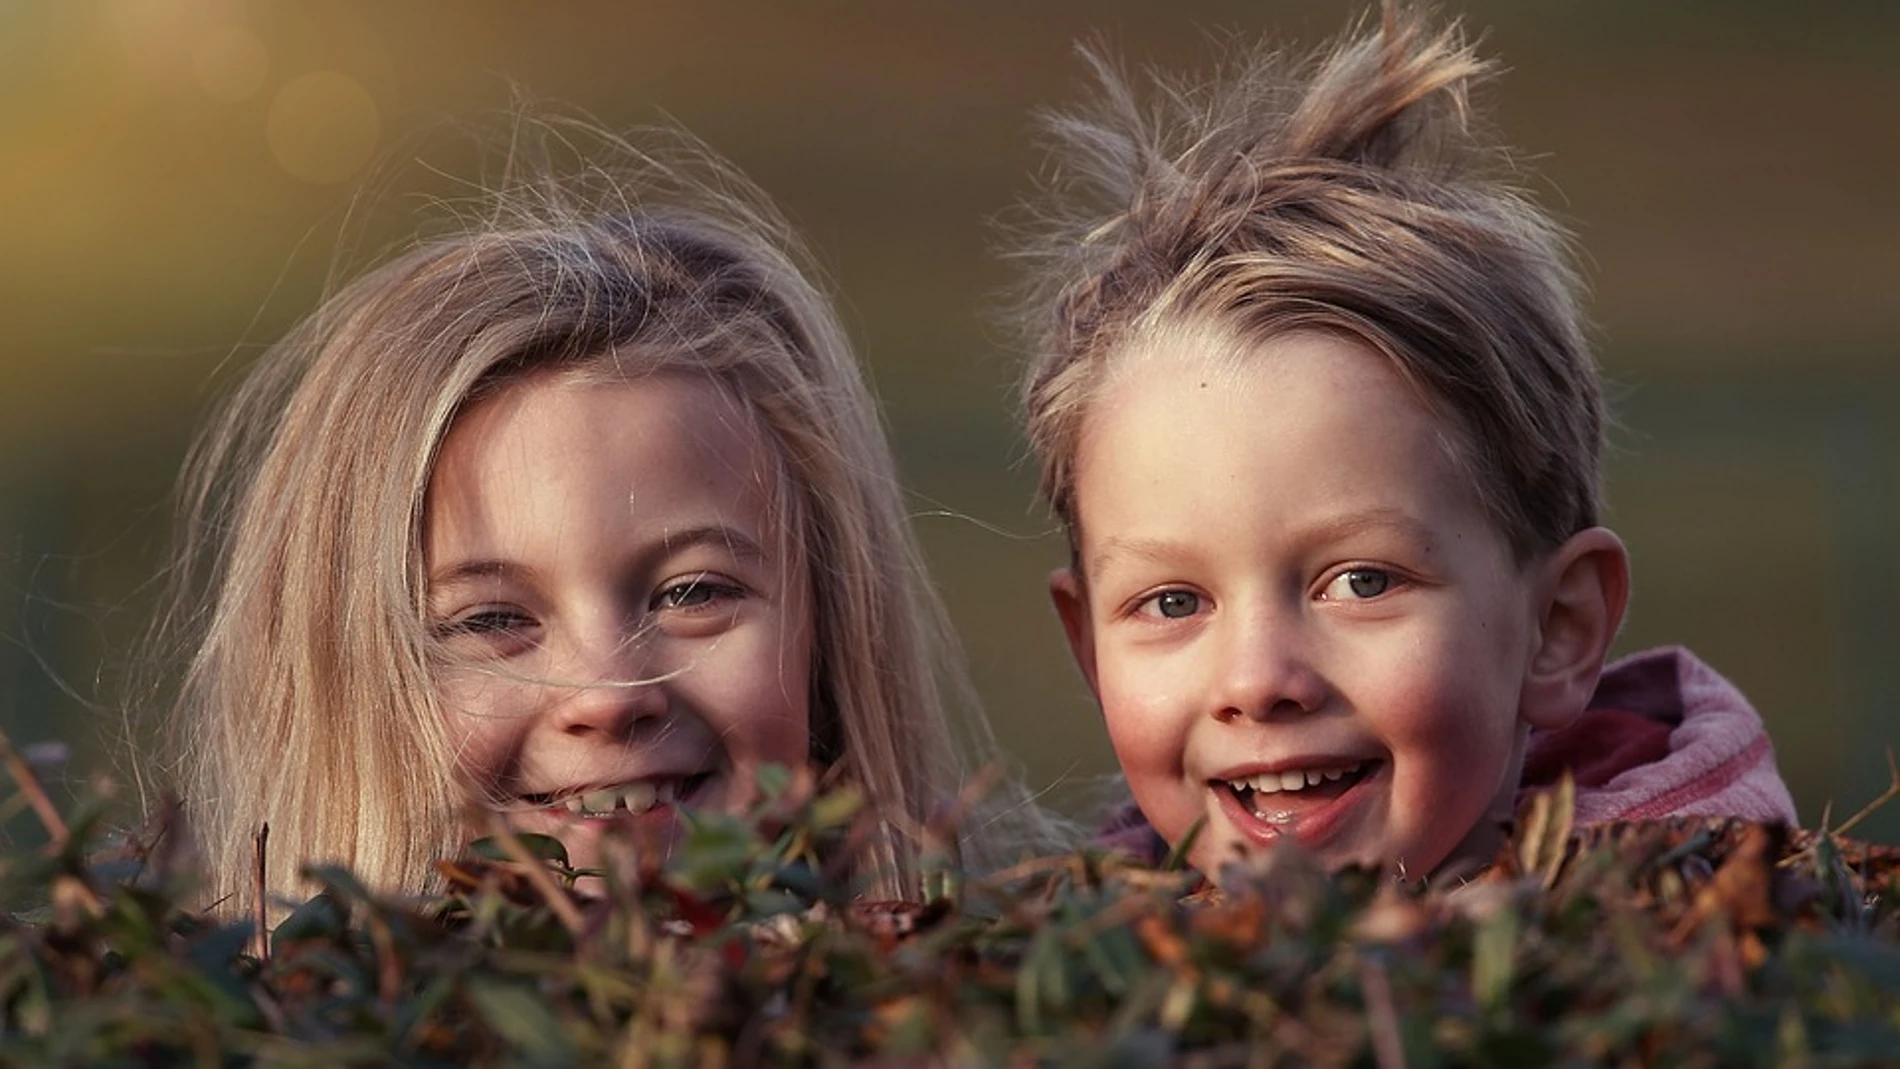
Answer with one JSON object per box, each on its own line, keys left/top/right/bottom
{"left": 157, "top": 125, "right": 1020, "bottom": 912}
{"left": 1018, "top": 5, "right": 1601, "bottom": 561}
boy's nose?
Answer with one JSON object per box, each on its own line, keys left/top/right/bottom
{"left": 1208, "top": 610, "right": 1327, "bottom": 723}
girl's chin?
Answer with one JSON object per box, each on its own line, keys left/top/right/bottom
{"left": 499, "top": 802, "right": 686, "bottom": 876}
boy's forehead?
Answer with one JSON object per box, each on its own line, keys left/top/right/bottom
{"left": 1075, "top": 326, "right": 1511, "bottom": 557}
{"left": 1105, "top": 321, "right": 1418, "bottom": 415}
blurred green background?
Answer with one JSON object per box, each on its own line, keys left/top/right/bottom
{"left": 3, "top": 1, "right": 1896, "bottom": 844}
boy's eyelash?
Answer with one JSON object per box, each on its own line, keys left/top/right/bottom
{"left": 1127, "top": 587, "right": 1206, "bottom": 621}
{"left": 1317, "top": 566, "right": 1406, "bottom": 601}
{"left": 1117, "top": 567, "right": 1409, "bottom": 617}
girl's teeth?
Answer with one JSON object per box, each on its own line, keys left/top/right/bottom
{"left": 560, "top": 782, "right": 676, "bottom": 817}
{"left": 619, "top": 782, "right": 657, "bottom": 812}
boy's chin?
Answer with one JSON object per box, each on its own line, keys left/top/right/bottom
{"left": 1433, "top": 813, "right": 1512, "bottom": 883}
{"left": 1194, "top": 832, "right": 1369, "bottom": 883}
{"left": 1191, "top": 819, "right": 1504, "bottom": 888}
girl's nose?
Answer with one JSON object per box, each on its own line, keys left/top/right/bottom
{"left": 546, "top": 630, "right": 669, "bottom": 737}
{"left": 1208, "top": 608, "right": 1327, "bottom": 723}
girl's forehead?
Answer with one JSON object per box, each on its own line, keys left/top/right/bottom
{"left": 431, "top": 370, "right": 788, "bottom": 520}
{"left": 460, "top": 364, "right": 762, "bottom": 449}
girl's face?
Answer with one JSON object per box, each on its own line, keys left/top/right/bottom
{"left": 1051, "top": 329, "right": 1550, "bottom": 881}
{"left": 423, "top": 369, "right": 812, "bottom": 873}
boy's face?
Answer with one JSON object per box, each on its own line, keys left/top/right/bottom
{"left": 1053, "top": 328, "right": 1556, "bottom": 880}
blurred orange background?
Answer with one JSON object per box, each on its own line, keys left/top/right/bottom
{"left": 3, "top": 2, "right": 1896, "bottom": 843}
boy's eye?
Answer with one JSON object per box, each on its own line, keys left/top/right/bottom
{"left": 1322, "top": 568, "right": 1393, "bottom": 600}
{"left": 1141, "top": 589, "right": 1202, "bottom": 619}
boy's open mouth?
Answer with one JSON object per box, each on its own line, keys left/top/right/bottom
{"left": 514, "top": 771, "right": 715, "bottom": 818}
{"left": 1216, "top": 760, "right": 1376, "bottom": 822}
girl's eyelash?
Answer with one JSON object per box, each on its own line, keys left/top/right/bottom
{"left": 433, "top": 607, "right": 535, "bottom": 638}
{"left": 429, "top": 574, "right": 749, "bottom": 637}
{"left": 652, "top": 574, "right": 747, "bottom": 611}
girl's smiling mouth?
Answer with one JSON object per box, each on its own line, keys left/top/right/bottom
{"left": 510, "top": 771, "right": 716, "bottom": 818}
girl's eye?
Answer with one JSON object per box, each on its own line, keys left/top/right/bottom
{"left": 435, "top": 608, "right": 535, "bottom": 639}
{"left": 1141, "top": 589, "right": 1203, "bottom": 620}
{"left": 1322, "top": 568, "right": 1394, "bottom": 601}
{"left": 653, "top": 575, "right": 743, "bottom": 611}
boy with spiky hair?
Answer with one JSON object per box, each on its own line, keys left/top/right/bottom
{"left": 1013, "top": 6, "right": 1796, "bottom": 879}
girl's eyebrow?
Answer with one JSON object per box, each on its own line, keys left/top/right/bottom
{"left": 429, "top": 524, "right": 770, "bottom": 589}
{"left": 427, "top": 558, "right": 534, "bottom": 589}
{"left": 657, "top": 524, "right": 768, "bottom": 561}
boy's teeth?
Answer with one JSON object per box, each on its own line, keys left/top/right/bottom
{"left": 1235, "top": 762, "right": 1362, "bottom": 795}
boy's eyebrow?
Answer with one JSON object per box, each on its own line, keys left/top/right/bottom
{"left": 1088, "top": 535, "right": 1194, "bottom": 576}
{"left": 1297, "top": 508, "right": 1438, "bottom": 551}
{"left": 1087, "top": 508, "right": 1437, "bottom": 576}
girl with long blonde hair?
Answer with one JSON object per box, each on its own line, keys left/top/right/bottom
{"left": 154, "top": 127, "right": 1036, "bottom": 914}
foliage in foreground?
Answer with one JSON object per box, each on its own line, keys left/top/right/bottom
{"left": 2, "top": 749, "right": 1898, "bottom": 1067}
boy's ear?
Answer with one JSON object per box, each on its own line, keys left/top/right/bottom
{"left": 1048, "top": 567, "right": 1100, "bottom": 698}
{"left": 1521, "top": 526, "right": 1631, "bottom": 731}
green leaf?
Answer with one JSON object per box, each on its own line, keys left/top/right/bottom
{"left": 1472, "top": 907, "right": 1519, "bottom": 1014}
{"left": 1163, "top": 818, "right": 1205, "bottom": 872}
{"left": 808, "top": 785, "right": 865, "bottom": 831}
{"left": 272, "top": 890, "right": 348, "bottom": 943}
{"left": 753, "top": 763, "right": 792, "bottom": 800}
{"left": 466, "top": 833, "right": 571, "bottom": 867}
{"left": 466, "top": 979, "right": 577, "bottom": 1065}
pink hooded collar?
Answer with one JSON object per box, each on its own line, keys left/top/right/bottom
{"left": 1520, "top": 645, "right": 1797, "bottom": 826}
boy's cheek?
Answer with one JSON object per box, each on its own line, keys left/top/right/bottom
{"left": 1095, "top": 646, "right": 1196, "bottom": 751}
{"left": 1098, "top": 684, "right": 1200, "bottom": 835}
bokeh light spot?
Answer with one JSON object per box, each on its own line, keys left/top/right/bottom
{"left": 194, "top": 26, "right": 269, "bottom": 102}
{"left": 101, "top": 0, "right": 196, "bottom": 78}
{"left": 266, "top": 71, "right": 380, "bottom": 185}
